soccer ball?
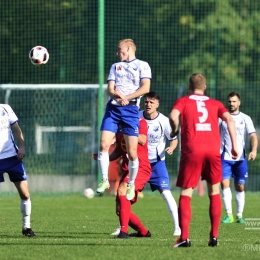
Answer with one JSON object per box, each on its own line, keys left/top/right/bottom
{"left": 83, "top": 188, "right": 94, "bottom": 199}
{"left": 29, "top": 46, "right": 49, "bottom": 65}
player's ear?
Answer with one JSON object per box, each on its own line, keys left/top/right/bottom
{"left": 204, "top": 85, "right": 207, "bottom": 90}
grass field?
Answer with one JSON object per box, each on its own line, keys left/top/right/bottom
{"left": 0, "top": 192, "right": 260, "bottom": 260}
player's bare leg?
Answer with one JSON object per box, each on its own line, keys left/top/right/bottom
{"left": 97, "top": 130, "right": 115, "bottom": 193}
{"left": 14, "top": 180, "right": 36, "bottom": 237}
{"left": 124, "top": 135, "right": 139, "bottom": 200}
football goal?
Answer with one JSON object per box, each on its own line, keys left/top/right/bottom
{"left": 0, "top": 84, "right": 106, "bottom": 192}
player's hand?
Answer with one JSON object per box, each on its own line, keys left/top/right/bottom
{"left": 92, "top": 153, "right": 98, "bottom": 160}
{"left": 170, "top": 130, "right": 179, "bottom": 138}
{"left": 231, "top": 148, "right": 239, "bottom": 160}
{"left": 115, "top": 98, "right": 129, "bottom": 106}
{"left": 114, "top": 89, "right": 125, "bottom": 99}
{"left": 248, "top": 151, "right": 257, "bottom": 161}
{"left": 114, "top": 89, "right": 129, "bottom": 106}
{"left": 17, "top": 148, "right": 25, "bottom": 160}
{"left": 165, "top": 147, "right": 174, "bottom": 155}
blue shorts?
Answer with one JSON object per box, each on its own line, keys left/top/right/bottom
{"left": 149, "top": 160, "right": 170, "bottom": 191}
{"left": 0, "top": 156, "right": 27, "bottom": 183}
{"left": 100, "top": 100, "right": 139, "bottom": 137}
{"left": 222, "top": 158, "right": 248, "bottom": 185}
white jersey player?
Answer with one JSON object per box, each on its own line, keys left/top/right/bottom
{"left": 0, "top": 104, "right": 36, "bottom": 237}
{"left": 96, "top": 39, "right": 151, "bottom": 201}
{"left": 108, "top": 59, "right": 151, "bottom": 106}
{"left": 139, "top": 91, "right": 181, "bottom": 236}
{"left": 220, "top": 92, "right": 258, "bottom": 224}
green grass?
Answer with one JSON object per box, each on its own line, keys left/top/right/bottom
{"left": 0, "top": 192, "right": 260, "bottom": 260}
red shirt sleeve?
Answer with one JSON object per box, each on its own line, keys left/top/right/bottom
{"left": 139, "top": 118, "right": 148, "bottom": 136}
{"left": 217, "top": 101, "right": 228, "bottom": 118}
{"left": 172, "top": 97, "right": 184, "bottom": 113}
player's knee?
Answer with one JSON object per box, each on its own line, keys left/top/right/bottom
{"left": 221, "top": 179, "right": 230, "bottom": 189}
{"left": 117, "top": 185, "right": 126, "bottom": 196}
{"left": 127, "top": 152, "right": 138, "bottom": 161}
{"left": 20, "top": 192, "right": 30, "bottom": 200}
{"left": 99, "top": 142, "right": 110, "bottom": 152}
{"left": 235, "top": 183, "right": 244, "bottom": 192}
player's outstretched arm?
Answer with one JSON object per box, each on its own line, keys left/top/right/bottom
{"left": 165, "top": 139, "right": 178, "bottom": 155}
{"left": 169, "top": 109, "right": 180, "bottom": 138}
{"left": 138, "top": 134, "right": 147, "bottom": 146}
{"left": 248, "top": 133, "right": 258, "bottom": 161}
{"left": 221, "top": 111, "right": 238, "bottom": 159}
{"left": 11, "top": 122, "right": 25, "bottom": 160}
{"left": 125, "top": 78, "right": 150, "bottom": 101}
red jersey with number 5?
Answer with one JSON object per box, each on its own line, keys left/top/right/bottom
{"left": 172, "top": 94, "right": 228, "bottom": 154}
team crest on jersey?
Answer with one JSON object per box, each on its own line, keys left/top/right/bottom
{"left": 153, "top": 126, "right": 159, "bottom": 132}
{"left": 1, "top": 111, "right": 5, "bottom": 116}
{"left": 117, "top": 66, "right": 122, "bottom": 71}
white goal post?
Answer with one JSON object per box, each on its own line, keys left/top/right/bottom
{"left": 0, "top": 84, "right": 111, "bottom": 191}
{"left": 0, "top": 84, "right": 107, "bottom": 103}
{"left": 0, "top": 84, "right": 106, "bottom": 156}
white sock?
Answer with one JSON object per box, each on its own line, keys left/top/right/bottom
{"left": 161, "top": 190, "right": 180, "bottom": 230}
{"left": 222, "top": 187, "right": 232, "bottom": 214}
{"left": 128, "top": 159, "right": 139, "bottom": 185}
{"left": 235, "top": 191, "right": 245, "bottom": 217}
{"left": 20, "top": 199, "right": 31, "bottom": 229}
{"left": 97, "top": 151, "right": 109, "bottom": 182}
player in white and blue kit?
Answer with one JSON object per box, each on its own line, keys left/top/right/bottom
{"left": 0, "top": 104, "right": 36, "bottom": 237}
{"left": 96, "top": 39, "right": 151, "bottom": 200}
{"left": 139, "top": 91, "right": 181, "bottom": 236}
{"left": 220, "top": 92, "right": 258, "bottom": 224}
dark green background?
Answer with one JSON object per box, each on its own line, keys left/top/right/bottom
{"left": 0, "top": 1, "right": 259, "bottom": 190}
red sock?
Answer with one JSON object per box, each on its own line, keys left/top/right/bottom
{"left": 209, "top": 194, "right": 221, "bottom": 238}
{"left": 129, "top": 212, "right": 148, "bottom": 236}
{"left": 118, "top": 195, "right": 131, "bottom": 233}
{"left": 178, "top": 195, "right": 191, "bottom": 240}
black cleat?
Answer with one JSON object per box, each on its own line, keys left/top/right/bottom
{"left": 22, "top": 228, "right": 36, "bottom": 237}
{"left": 208, "top": 236, "right": 218, "bottom": 247}
{"left": 173, "top": 238, "right": 191, "bottom": 248}
{"left": 132, "top": 230, "right": 151, "bottom": 237}
{"left": 116, "top": 231, "right": 129, "bottom": 239}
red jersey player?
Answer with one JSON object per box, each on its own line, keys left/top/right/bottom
{"left": 109, "top": 118, "right": 152, "bottom": 238}
{"left": 169, "top": 73, "right": 238, "bottom": 247}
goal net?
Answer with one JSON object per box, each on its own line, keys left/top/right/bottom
{"left": 0, "top": 84, "right": 105, "bottom": 192}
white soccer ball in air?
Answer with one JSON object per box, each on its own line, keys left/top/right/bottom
{"left": 83, "top": 188, "right": 94, "bottom": 199}
{"left": 29, "top": 46, "right": 49, "bottom": 65}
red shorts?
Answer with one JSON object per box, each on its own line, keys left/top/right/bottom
{"left": 120, "top": 165, "right": 151, "bottom": 204}
{"left": 176, "top": 151, "right": 222, "bottom": 189}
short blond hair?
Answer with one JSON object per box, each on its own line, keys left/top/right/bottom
{"left": 118, "top": 39, "right": 136, "bottom": 52}
{"left": 189, "top": 73, "right": 206, "bottom": 91}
